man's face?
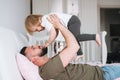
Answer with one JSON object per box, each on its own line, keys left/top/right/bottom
{"left": 25, "top": 45, "right": 43, "bottom": 58}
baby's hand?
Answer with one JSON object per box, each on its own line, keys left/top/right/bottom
{"left": 47, "top": 14, "right": 62, "bottom": 29}
{"left": 42, "top": 42, "right": 49, "bottom": 48}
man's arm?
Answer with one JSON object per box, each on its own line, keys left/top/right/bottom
{"left": 48, "top": 14, "right": 80, "bottom": 67}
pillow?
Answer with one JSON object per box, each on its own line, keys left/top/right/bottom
{"left": 115, "top": 78, "right": 120, "bottom": 80}
{"left": 16, "top": 53, "right": 43, "bottom": 80}
{"left": 0, "top": 27, "right": 23, "bottom": 80}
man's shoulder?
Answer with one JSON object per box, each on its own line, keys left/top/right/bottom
{"left": 39, "top": 54, "right": 65, "bottom": 79}
{"left": 42, "top": 54, "right": 61, "bottom": 67}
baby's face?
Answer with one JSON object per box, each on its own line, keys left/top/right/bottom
{"left": 31, "top": 22, "right": 45, "bottom": 32}
{"left": 33, "top": 25, "right": 45, "bottom": 32}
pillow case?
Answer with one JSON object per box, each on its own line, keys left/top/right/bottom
{"left": 16, "top": 53, "right": 43, "bottom": 80}
{"left": 115, "top": 78, "right": 120, "bottom": 80}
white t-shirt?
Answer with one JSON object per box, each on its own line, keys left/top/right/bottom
{"left": 41, "top": 13, "right": 72, "bottom": 41}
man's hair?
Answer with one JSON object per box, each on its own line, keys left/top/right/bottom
{"left": 20, "top": 47, "right": 27, "bottom": 56}
{"left": 20, "top": 46, "right": 48, "bottom": 57}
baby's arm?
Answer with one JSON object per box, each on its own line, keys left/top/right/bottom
{"left": 44, "top": 27, "right": 59, "bottom": 47}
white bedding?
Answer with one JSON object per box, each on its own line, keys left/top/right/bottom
{"left": 0, "top": 27, "right": 23, "bottom": 80}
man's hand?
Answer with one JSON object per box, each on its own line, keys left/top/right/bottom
{"left": 42, "top": 42, "right": 49, "bottom": 48}
{"left": 31, "top": 56, "right": 42, "bottom": 66}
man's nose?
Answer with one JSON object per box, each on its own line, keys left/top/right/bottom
{"left": 34, "top": 44, "right": 39, "bottom": 48}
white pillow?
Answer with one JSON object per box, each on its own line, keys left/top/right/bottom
{"left": 0, "top": 27, "right": 23, "bottom": 80}
{"left": 115, "top": 78, "right": 120, "bottom": 80}
{"left": 16, "top": 53, "right": 43, "bottom": 80}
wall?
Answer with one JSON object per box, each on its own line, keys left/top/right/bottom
{"left": 78, "top": 0, "right": 100, "bottom": 61}
{"left": 32, "top": 0, "right": 50, "bottom": 14}
{"left": 0, "top": 0, "right": 30, "bottom": 34}
{"left": 80, "top": 0, "right": 98, "bottom": 33}
{"left": 32, "top": 0, "right": 64, "bottom": 14}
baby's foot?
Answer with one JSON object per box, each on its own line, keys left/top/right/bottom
{"left": 96, "top": 34, "right": 101, "bottom": 47}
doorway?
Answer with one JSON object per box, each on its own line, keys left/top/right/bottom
{"left": 100, "top": 8, "right": 120, "bottom": 63}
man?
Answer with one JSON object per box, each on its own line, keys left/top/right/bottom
{"left": 20, "top": 14, "right": 120, "bottom": 80}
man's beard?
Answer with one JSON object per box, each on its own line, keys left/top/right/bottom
{"left": 39, "top": 47, "right": 48, "bottom": 57}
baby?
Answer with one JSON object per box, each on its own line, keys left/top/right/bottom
{"left": 25, "top": 13, "right": 101, "bottom": 56}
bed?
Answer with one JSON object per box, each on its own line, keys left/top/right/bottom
{"left": 1, "top": 27, "right": 118, "bottom": 80}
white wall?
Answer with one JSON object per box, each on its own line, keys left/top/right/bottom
{"left": 0, "top": 0, "right": 30, "bottom": 34}
{"left": 66, "top": 0, "right": 79, "bottom": 15}
{"left": 32, "top": 0, "right": 64, "bottom": 14}
{"left": 50, "top": 0, "right": 64, "bottom": 13}
{"left": 32, "top": 0, "right": 50, "bottom": 14}
{"left": 78, "top": 0, "right": 100, "bottom": 61}
{"left": 80, "top": 0, "right": 98, "bottom": 33}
